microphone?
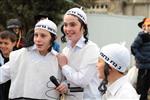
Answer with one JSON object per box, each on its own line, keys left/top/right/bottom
{"left": 69, "top": 87, "right": 84, "bottom": 92}
{"left": 50, "top": 76, "right": 60, "bottom": 87}
{"left": 50, "top": 76, "right": 84, "bottom": 92}
{"left": 68, "top": 83, "right": 84, "bottom": 92}
{"left": 50, "top": 76, "right": 64, "bottom": 99}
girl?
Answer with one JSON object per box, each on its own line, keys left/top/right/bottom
{"left": 57, "top": 8, "right": 101, "bottom": 100}
{"left": 0, "top": 19, "right": 67, "bottom": 100}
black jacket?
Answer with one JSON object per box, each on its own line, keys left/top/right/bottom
{"left": 131, "top": 31, "right": 150, "bottom": 69}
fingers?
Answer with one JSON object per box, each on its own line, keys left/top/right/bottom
{"left": 57, "top": 53, "right": 68, "bottom": 67}
{"left": 57, "top": 54, "right": 66, "bottom": 60}
{"left": 56, "top": 83, "right": 68, "bottom": 94}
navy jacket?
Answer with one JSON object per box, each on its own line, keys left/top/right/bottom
{"left": 131, "top": 31, "right": 150, "bottom": 69}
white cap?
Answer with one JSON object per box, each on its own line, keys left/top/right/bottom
{"left": 35, "top": 19, "right": 57, "bottom": 35}
{"left": 65, "top": 7, "right": 87, "bottom": 24}
{"left": 99, "top": 43, "right": 130, "bottom": 73}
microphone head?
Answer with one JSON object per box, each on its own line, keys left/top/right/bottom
{"left": 50, "top": 75, "right": 56, "bottom": 80}
{"left": 50, "top": 76, "right": 60, "bottom": 87}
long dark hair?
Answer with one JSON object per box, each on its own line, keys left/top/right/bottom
{"left": 24, "top": 29, "right": 56, "bottom": 52}
{"left": 98, "top": 62, "right": 110, "bottom": 95}
{"left": 61, "top": 15, "right": 89, "bottom": 44}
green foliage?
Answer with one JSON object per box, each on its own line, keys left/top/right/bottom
{"left": 73, "top": 0, "right": 96, "bottom": 8}
{"left": 0, "top": 0, "right": 71, "bottom": 32}
{"left": 0, "top": 0, "right": 95, "bottom": 33}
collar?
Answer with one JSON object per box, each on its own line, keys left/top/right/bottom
{"left": 30, "top": 45, "right": 37, "bottom": 51}
{"left": 67, "top": 36, "right": 86, "bottom": 49}
{"left": 107, "top": 75, "right": 127, "bottom": 96}
{"left": 29, "top": 45, "right": 58, "bottom": 56}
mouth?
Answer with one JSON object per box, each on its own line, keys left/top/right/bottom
{"left": 66, "top": 32, "right": 76, "bottom": 38}
{"left": 1, "top": 48, "right": 7, "bottom": 51}
{"left": 36, "top": 44, "right": 43, "bottom": 48}
{"left": 66, "top": 31, "right": 75, "bottom": 35}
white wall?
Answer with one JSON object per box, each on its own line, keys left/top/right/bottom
{"left": 87, "top": 14, "right": 143, "bottom": 48}
{"left": 87, "top": 14, "right": 144, "bottom": 66}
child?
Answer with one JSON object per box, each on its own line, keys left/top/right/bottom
{"left": 57, "top": 7, "right": 101, "bottom": 100}
{"left": 0, "top": 19, "right": 67, "bottom": 100}
{"left": 97, "top": 43, "right": 139, "bottom": 100}
{"left": 0, "top": 30, "right": 17, "bottom": 100}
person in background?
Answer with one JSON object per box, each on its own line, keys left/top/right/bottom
{"left": 0, "top": 30, "right": 17, "bottom": 100}
{"left": 97, "top": 43, "right": 139, "bottom": 100}
{"left": 6, "top": 18, "right": 25, "bottom": 49}
{"left": 34, "top": 11, "right": 49, "bottom": 22}
{"left": 131, "top": 18, "right": 150, "bottom": 100}
{"left": 0, "top": 19, "right": 67, "bottom": 100}
{"left": 0, "top": 24, "right": 5, "bottom": 32}
{"left": 57, "top": 7, "right": 101, "bottom": 100}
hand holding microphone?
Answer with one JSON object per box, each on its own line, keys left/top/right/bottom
{"left": 50, "top": 76, "right": 60, "bottom": 87}
{"left": 50, "top": 76, "right": 83, "bottom": 93}
{"left": 50, "top": 76, "right": 66, "bottom": 100}
{"left": 50, "top": 76, "right": 67, "bottom": 93}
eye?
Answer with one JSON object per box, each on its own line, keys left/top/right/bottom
{"left": 40, "top": 34, "right": 47, "bottom": 38}
{"left": 5, "top": 42, "right": 9, "bottom": 45}
{"left": 64, "top": 23, "right": 68, "bottom": 27}
{"left": 70, "top": 23, "right": 76, "bottom": 27}
{"left": 34, "top": 33, "right": 38, "bottom": 37}
{"left": 147, "top": 24, "right": 150, "bottom": 27}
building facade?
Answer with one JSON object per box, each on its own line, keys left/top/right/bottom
{"left": 86, "top": 0, "right": 150, "bottom": 17}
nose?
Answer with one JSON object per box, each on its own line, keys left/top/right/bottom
{"left": 35, "top": 35, "right": 41, "bottom": 42}
{"left": 96, "top": 62, "right": 99, "bottom": 69}
{"left": 64, "top": 25, "right": 72, "bottom": 34}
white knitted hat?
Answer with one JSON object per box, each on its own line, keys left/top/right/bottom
{"left": 65, "top": 7, "right": 87, "bottom": 24}
{"left": 35, "top": 19, "right": 57, "bottom": 35}
{"left": 99, "top": 43, "right": 130, "bottom": 73}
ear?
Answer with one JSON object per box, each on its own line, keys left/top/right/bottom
{"left": 109, "top": 65, "right": 120, "bottom": 73}
{"left": 108, "top": 65, "right": 113, "bottom": 72}
{"left": 13, "top": 41, "right": 17, "bottom": 47}
{"left": 81, "top": 26, "right": 85, "bottom": 34}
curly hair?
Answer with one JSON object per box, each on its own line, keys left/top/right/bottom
{"left": 98, "top": 62, "right": 110, "bottom": 95}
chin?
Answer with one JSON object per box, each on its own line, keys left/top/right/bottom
{"left": 98, "top": 74, "right": 104, "bottom": 80}
{"left": 37, "top": 48, "right": 44, "bottom": 52}
{"left": 99, "top": 77, "right": 104, "bottom": 80}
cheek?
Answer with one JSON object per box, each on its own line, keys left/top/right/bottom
{"left": 33, "top": 36, "right": 37, "bottom": 42}
{"left": 96, "top": 63, "right": 101, "bottom": 72}
{"left": 96, "top": 62, "right": 105, "bottom": 79}
{"left": 63, "top": 25, "right": 69, "bottom": 30}
{"left": 63, "top": 27, "right": 67, "bottom": 33}
{"left": 44, "top": 38, "right": 51, "bottom": 45}
{"left": 97, "top": 63, "right": 102, "bottom": 73}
